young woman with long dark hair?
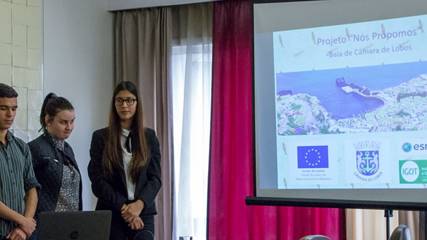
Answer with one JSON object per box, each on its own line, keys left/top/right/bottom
{"left": 88, "top": 81, "right": 161, "bottom": 240}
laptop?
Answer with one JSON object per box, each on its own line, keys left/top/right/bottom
{"left": 38, "top": 210, "right": 112, "bottom": 240}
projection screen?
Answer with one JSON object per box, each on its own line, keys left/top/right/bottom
{"left": 252, "top": 0, "right": 427, "bottom": 209}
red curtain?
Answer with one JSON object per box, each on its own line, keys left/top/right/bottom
{"left": 207, "top": 0, "right": 345, "bottom": 239}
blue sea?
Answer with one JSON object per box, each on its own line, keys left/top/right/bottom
{"left": 276, "top": 61, "right": 427, "bottom": 119}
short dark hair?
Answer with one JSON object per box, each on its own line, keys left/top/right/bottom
{"left": 0, "top": 83, "right": 18, "bottom": 98}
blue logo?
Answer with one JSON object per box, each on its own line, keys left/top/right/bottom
{"left": 402, "top": 143, "right": 412, "bottom": 152}
{"left": 402, "top": 143, "right": 427, "bottom": 152}
{"left": 297, "top": 145, "right": 328, "bottom": 168}
{"left": 356, "top": 150, "right": 379, "bottom": 176}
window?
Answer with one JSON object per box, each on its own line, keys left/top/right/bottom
{"left": 172, "top": 44, "right": 212, "bottom": 240}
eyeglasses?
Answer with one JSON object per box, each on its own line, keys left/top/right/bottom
{"left": 115, "top": 97, "right": 137, "bottom": 106}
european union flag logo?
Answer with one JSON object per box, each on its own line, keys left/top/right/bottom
{"left": 297, "top": 145, "right": 329, "bottom": 168}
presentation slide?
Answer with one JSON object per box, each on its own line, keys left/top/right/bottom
{"left": 253, "top": 0, "right": 427, "bottom": 206}
{"left": 274, "top": 15, "right": 427, "bottom": 190}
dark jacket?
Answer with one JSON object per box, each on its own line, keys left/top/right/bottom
{"left": 87, "top": 127, "right": 161, "bottom": 216}
{"left": 28, "top": 134, "right": 83, "bottom": 214}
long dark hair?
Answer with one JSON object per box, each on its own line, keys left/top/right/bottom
{"left": 103, "top": 81, "right": 149, "bottom": 183}
{"left": 40, "top": 93, "right": 74, "bottom": 133}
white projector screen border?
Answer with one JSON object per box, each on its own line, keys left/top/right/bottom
{"left": 252, "top": 0, "right": 427, "bottom": 209}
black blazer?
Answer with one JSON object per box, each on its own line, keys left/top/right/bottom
{"left": 87, "top": 127, "right": 161, "bottom": 216}
{"left": 28, "top": 134, "right": 83, "bottom": 213}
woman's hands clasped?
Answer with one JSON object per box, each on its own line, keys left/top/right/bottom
{"left": 121, "top": 200, "right": 145, "bottom": 230}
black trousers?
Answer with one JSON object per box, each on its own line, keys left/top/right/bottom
{"left": 109, "top": 213, "right": 154, "bottom": 240}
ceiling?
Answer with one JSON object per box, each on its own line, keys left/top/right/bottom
{"left": 108, "top": 0, "right": 216, "bottom": 11}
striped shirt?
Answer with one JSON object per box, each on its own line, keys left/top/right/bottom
{"left": 0, "top": 131, "right": 40, "bottom": 236}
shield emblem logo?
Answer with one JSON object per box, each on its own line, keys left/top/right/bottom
{"left": 356, "top": 150, "right": 379, "bottom": 176}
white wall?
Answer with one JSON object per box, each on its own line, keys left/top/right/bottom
{"left": 0, "top": 0, "right": 43, "bottom": 142}
{"left": 43, "top": 0, "right": 113, "bottom": 210}
{"left": 108, "top": 0, "right": 215, "bottom": 10}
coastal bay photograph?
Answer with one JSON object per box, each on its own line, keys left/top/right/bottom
{"left": 275, "top": 61, "right": 427, "bottom": 135}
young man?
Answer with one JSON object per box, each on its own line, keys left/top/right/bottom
{"left": 0, "top": 84, "right": 40, "bottom": 240}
